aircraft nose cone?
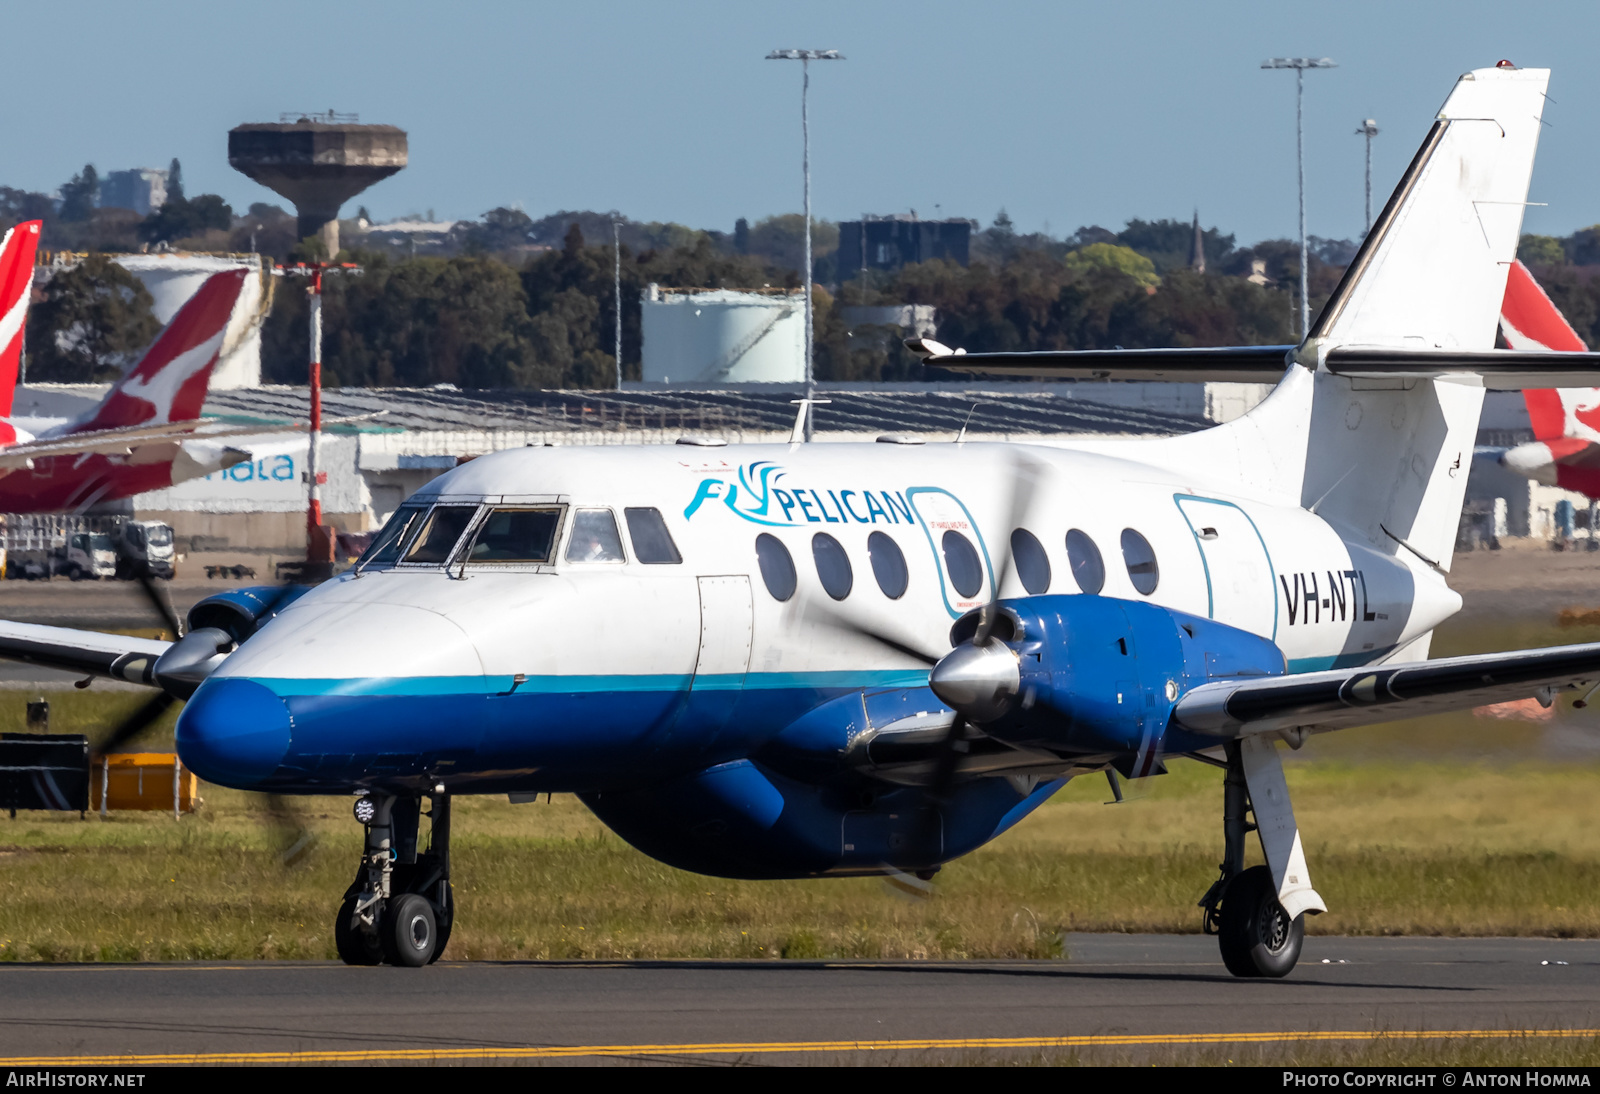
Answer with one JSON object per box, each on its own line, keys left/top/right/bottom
{"left": 929, "top": 641, "right": 1021, "bottom": 723}
{"left": 175, "top": 678, "right": 292, "bottom": 789}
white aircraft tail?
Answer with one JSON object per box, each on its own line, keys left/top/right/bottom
{"left": 1240, "top": 64, "right": 1550, "bottom": 570}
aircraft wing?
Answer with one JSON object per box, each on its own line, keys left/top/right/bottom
{"left": 1173, "top": 642, "right": 1600, "bottom": 738}
{"left": 917, "top": 343, "right": 1600, "bottom": 389}
{"left": 0, "top": 621, "right": 169, "bottom": 685}
{"left": 0, "top": 414, "right": 379, "bottom": 471}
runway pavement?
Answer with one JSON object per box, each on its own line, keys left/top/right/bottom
{"left": 1, "top": 935, "right": 1598, "bottom": 1065}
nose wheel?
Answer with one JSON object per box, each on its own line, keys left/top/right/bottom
{"left": 336, "top": 790, "right": 454, "bottom": 966}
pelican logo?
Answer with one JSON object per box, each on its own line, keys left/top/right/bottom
{"left": 684, "top": 460, "right": 915, "bottom": 527}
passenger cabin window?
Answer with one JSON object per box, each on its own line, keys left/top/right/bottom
{"left": 1121, "top": 528, "right": 1160, "bottom": 595}
{"left": 1066, "top": 529, "right": 1104, "bottom": 594}
{"left": 1011, "top": 528, "right": 1050, "bottom": 594}
{"left": 465, "top": 508, "right": 562, "bottom": 563}
{"left": 625, "top": 507, "right": 682, "bottom": 564}
{"left": 565, "top": 509, "right": 625, "bottom": 563}
{"left": 867, "top": 531, "right": 908, "bottom": 599}
{"left": 404, "top": 506, "right": 480, "bottom": 564}
{"left": 755, "top": 533, "right": 797, "bottom": 602}
{"left": 361, "top": 505, "right": 428, "bottom": 567}
{"left": 811, "top": 533, "right": 853, "bottom": 600}
{"left": 942, "top": 530, "right": 984, "bottom": 599}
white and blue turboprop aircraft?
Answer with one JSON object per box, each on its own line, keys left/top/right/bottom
{"left": 7, "top": 62, "right": 1600, "bottom": 977}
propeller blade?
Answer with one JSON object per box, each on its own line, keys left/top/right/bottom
{"left": 93, "top": 692, "right": 176, "bottom": 757}
{"left": 925, "top": 713, "right": 969, "bottom": 802}
{"left": 136, "top": 573, "right": 184, "bottom": 640}
{"left": 976, "top": 451, "right": 1045, "bottom": 646}
{"left": 261, "top": 793, "right": 318, "bottom": 867}
{"left": 798, "top": 601, "right": 944, "bottom": 666}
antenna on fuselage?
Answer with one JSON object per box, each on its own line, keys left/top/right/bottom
{"left": 788, "top": 398, "right": 831, "bottom": 444}
{"left": 956, "top": 401, "right": 985, "bottom": 443}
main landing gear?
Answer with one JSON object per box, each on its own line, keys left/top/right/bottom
{"left": 1197, "top": 738, "right": 1324, "bottom": 978}
{"left": 335, "top": 790, "right": 454, "bottom": 967}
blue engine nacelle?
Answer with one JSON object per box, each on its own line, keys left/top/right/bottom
{"left": 981, "top": 595, "right": 1286, "bottom": 768}
{"left": 186, "top": 585, "right": 311, "bottom": 644}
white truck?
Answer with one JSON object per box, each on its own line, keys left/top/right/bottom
{"left": 113, "top": 520, "right": 175, "bottom": 579}
{"left": 3, "top": 517, "right": 175, "bottom": 580}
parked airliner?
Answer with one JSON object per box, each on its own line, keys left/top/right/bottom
{"left": 0, "top": 234, "right": 266, "bottom": 513}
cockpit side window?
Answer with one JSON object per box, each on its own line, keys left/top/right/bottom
{"left": 624, "top": 507, "right": 682, "bottom": 564}
{"left": 402, "top": 505, "right": 480, "bottom": 564}
{"left": 565, "top": 509, "right": 625, "bottom": 563}
{"left": 362, "top": 505, "right": 428, "bottom": 567}
{"left": 465, "top": 507, "right": 563, "bottom": 563}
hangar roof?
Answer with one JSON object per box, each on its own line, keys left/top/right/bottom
{"left": 199, "top": 384, "right": 1209, "bottom": 439}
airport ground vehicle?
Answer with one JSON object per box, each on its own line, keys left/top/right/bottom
{"left": 2, "top": 516, "right": 175, "bottom": 581}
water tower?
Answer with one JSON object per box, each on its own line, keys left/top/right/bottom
{"left": 228, "top": 112, "right": 407, "bottom": 257}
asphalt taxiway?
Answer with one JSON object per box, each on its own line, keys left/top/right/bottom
{"left": 0, "top": 935, "right": 1597, "bottom": 1065}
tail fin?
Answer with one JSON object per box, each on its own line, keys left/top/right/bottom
{"left": 1500, "top": 258, "right": 1591, "bottom": 442}
{"left": 1286, "top": 64, "right": 1549, "bottom": 570}
{"left": 0, "top": 221, "right": 42, "bottom": 417}
{"left": 70, "top": 268, "right": 247, "bottom": 433}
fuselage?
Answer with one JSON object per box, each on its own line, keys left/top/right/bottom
{"left": 179, "top": 438, "right": 1460, "bottom": 810}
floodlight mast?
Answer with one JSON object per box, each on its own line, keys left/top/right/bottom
{"left": 767, "top": 48, "right": 843, "bottom": 441}
{"left": 1356, "top": 118, "right": 1380, "bottom": 236}
{"left": 1262, "top": 57, "right": 1337, "bottom": 338}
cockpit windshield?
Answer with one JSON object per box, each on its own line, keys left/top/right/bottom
{"left": 360, "top": 505, "right": 429, "bottom": 567}
{"left": 402, "top": 506, "right": 480, "bottom": 564}
{"left": 464, "top": 508, "right": 563, "bottom": 563}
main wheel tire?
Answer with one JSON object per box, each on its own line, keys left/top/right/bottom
{"left": 380, "top": 893, "right": 437, "bottom": 968}
{"left": 1217, "top": 865, "right": 1303, "bottom": 978}
{"left": 67, "top": 565, "right": 83, "bottom": 582}
{"left": 333, "top": 897, "right": 383, "bottom": 966}
{"left": 427, "top": 882, "right": 454, "bottom": 965}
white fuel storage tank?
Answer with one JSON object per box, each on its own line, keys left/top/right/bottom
{"left": 640, "top": 286, "right": 805, "bottom": 384}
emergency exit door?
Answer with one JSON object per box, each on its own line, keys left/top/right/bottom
{"left": 1175, "top": 497, "right": 1277, "bottom": 640}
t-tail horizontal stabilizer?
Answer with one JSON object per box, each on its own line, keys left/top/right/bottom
{"left": 914, "top": 64, "right": 1570, "bottom": 388}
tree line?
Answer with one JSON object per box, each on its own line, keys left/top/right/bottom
{"left": 21, "top": 180, "right": 1600, "bottom": 388}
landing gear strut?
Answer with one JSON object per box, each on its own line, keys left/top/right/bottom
{"left": 1198, "top": 741, "right": 1304, "bottom": 978}
{"left": 335, "top": 789, "right": 454, "bottom": 967}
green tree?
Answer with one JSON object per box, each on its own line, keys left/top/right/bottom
{"left": 1519, "top": 234, "right": 1566, "bottom": 266}
{"left": 1064, "top": 243, "right": 1160, "bottom": 288}
{"left": 139, "top": 194, "right": 233, "bottom": 244}
{"left": 461, "top": 207, "right": 536, "bottom": 254}
{"left": 167, "top": 158, "right": 184, "bottom": 203}
{"left": 58, "top": 165, "right": 99, "bottom": 223}
{"left": 262, "top": 255, "right": 541, "bottom": 388}
{"left": 24, "top": 255, "right": 160, "bottom": 381}
{"left": 1117, "top": 217, "right": 1236, "bottom": 273}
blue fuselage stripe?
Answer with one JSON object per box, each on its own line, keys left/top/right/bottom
{"left": 244, "top": 669, "right": 931, "bottom": 699}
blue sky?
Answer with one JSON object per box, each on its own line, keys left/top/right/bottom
{"left": 8, "top": 1, "right": 1598, "bottom": 245}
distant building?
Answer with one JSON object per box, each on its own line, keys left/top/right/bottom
{"left": 839, "top": 215, "right": 972, "bottom": 275}
{"left": 839, "top": 305, "right": 938, "bottom": 339}
{"left": 98, "top": 169, "right": 168, "bottom": 216}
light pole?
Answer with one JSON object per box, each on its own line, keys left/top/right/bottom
{"left": 1262, "top": 56, "right": 1336, "bottom": 338}
{"left": 613, "top": 219, "right": 623, "bottom": 389}
{"left": 1356, "top": 118, "right": 1379, "bottom": 236}
{"left": 766, "top": 47, "right": 843, "bottom": 440}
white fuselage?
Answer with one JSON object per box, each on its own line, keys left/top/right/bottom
{"left": 216, "top": 436, "right": 1461, "bottom": 696}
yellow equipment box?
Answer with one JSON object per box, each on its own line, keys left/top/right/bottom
{"left": 91, "top": 754, "right": 200, "bottom": 815}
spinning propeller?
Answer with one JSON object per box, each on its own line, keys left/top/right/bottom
{"left": 804, "top": 451, "right": 1045, "bottom": 801}
{"left": 88, "top": 571, "right": 314, "bottom": 864}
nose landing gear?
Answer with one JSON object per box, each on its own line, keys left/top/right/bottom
{"left": 335, "top": 789, "right": 454, "bottom": 966}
